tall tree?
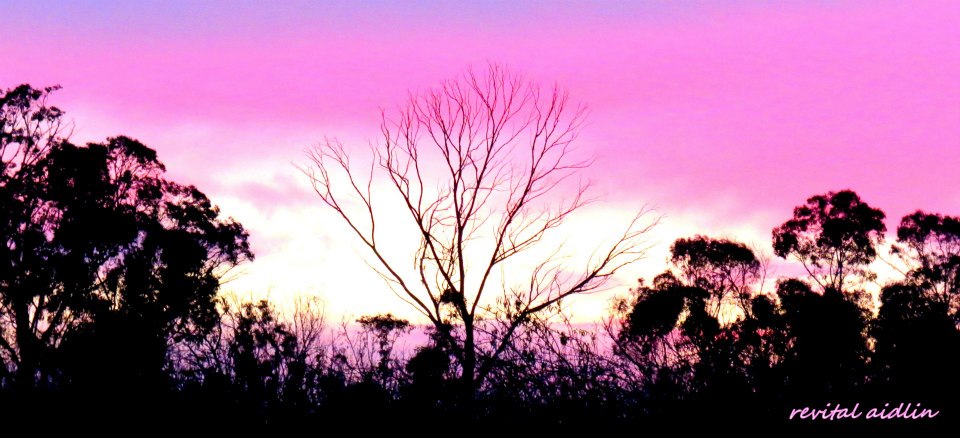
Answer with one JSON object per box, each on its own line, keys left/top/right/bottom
{"left": 622, "top": 237, "right": 765, "bottom": 394}
{"left": 893, "top": 211, "right": 960, "bottom": 317}
{"left": 0, "top": 84, "right": 252, "bottom": 391}
{"left": 303, "top": 65, "right": 655, "bottom": 402}
{"left": 0, "top": 84, "right": 72, "bottom": 388}
{"left": 772, "top": 190, "right": 886, "bottom": 293}
{"left": 54, "top": 137, "right": 253, "bottom": 393}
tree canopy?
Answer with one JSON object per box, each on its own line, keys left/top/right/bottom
{"left": 772, "top": 189, "right": 886, "bottom": 292}
{"left": 0, "top": 85, "right": 252, "bottom": 394}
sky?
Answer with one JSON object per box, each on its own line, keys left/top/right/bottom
{"left": 1, "top": 0, "right": 958, "bottom": 322}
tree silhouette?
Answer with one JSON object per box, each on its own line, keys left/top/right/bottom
{"left": 871, "top": 282, "right": 959, "bottom": 400}
{"left": 356, "top": 313, "right": 410, "bottom": 389}
{"left": 0, "top": 84, "right": 70, "bottom": 389}
{"left": 893, "top": 211, "right": 960, "bottom": 317}
{"left": 733, "top": 293, "right": 789, "bottom": 400}
{"left": 768, "top": 191, "right": 880, "bottom": 399}
{"left": 774, "top": 278, "right": 870, "bottom": 397}
{"left": 0, "top": 85, "right": 252, "bottom": 396}
{"left": 772, "top": 190, "right": 885, "bottom": 293}
{"left": 3, "top": 80, "right": 958, "bottom": 429}
{"left": 615, "top": 236, "right": 766, "bottom": 410}
{"left": 670, "top": 236, "right": 764, "bottom": 320}
{"left": 302, "top": 64, "right": 655, "bottom": 404}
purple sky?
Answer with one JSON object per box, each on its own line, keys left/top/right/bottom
{"left": 2, "top": 1, "right": 958, "bottom": 320}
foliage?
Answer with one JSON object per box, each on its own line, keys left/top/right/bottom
{"left": 772, "top": 190, "right": 885, "bottom": 292}
{"left": 1, "top": 83, "right": 956, "bottom": 429}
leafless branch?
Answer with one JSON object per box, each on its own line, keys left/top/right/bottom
{"left": 301, "top": 64, "right": 657, "bottom": 391}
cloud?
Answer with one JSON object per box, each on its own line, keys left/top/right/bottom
{"left": 2, "top": 0, "right": 957, "bottom": 321}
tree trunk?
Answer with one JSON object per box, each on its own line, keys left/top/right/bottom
{"left": 13, "top": 298, "right": 37, "bottom": 391}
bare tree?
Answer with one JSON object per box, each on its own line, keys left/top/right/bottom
{"left": 302, "top": 64, "right": 655, "bottom": 400}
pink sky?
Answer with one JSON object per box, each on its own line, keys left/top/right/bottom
{"left": 2, "top": 1, "right": 958, "bottom": 319}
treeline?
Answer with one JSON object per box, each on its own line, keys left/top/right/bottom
{"left": 1, "top": 84, "right": 957, "bottom": 429}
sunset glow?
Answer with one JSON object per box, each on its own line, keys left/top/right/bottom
{"left": 3, "top": 0, "right": 958, "bottom": 322}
